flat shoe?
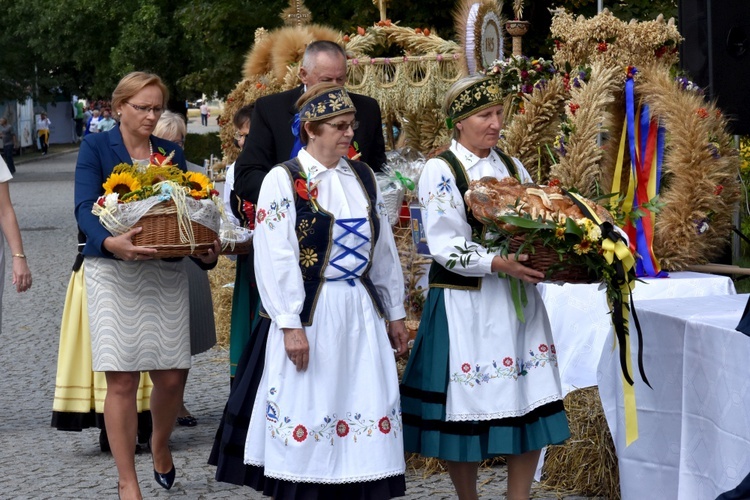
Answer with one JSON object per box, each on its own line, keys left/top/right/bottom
{"left": 176, "top": 415, "right": 198, "bottom": 427}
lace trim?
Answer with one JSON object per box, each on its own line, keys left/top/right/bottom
{"left": 242, "top": 461, "right": 405, "bottom": 484}
{"left": 445, "top": 393, "right": 563, "bottom": 422}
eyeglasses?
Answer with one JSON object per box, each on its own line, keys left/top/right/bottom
{"left": 124, "top": 102, "right": 164, "bottom": 115}
{"left": 323, "top": 120, "right": 359, "bottom": 131}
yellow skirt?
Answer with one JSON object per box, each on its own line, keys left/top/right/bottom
{"left": 52, "top": 265, "right": 152, "bottom": 426}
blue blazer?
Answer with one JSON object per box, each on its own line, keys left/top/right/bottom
{"left": 74, "top": 125, "right": 186, "bottom": 258}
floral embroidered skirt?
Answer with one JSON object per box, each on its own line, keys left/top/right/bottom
{"left": 400, "top": 286, "right": 571, "bottom": 462}
{"left": 240, "top": 280, "right": 406, "bottom": 497}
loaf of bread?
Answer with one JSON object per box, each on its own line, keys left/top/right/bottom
{"left": 464, "top": 177, "right": 613, "bottom": 229}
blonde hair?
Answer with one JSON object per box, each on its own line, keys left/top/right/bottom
{"left": 295, "top": 82, "right": 343, "bottom": 144}
{"left": 443, "top": 74, "right": 494, "bottom": 140}
{"left": 111, "top": 71, "right": 169, "bottom": 112}
{"left": 153, "top": 111, "right": 187, "bottom": 143}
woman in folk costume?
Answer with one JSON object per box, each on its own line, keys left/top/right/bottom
{"left": 239, "top": 82, "right": 408, "bottom": 499}
{"left": 399, "top": 74, "right": 570, "bottom": 500}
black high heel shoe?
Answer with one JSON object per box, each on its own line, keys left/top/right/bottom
{"left": 150, "top": 438, "right": 176, "bottom": 490}
{"left": 153, "top": 464, "right": 176, "bottom": 490}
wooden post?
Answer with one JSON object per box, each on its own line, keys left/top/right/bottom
{"left": 379, "top": 0, "right": 387, "bottom": 22}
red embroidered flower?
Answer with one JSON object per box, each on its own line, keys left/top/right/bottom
{"left": 551, "top": 344, "right": 556, "bottom": 354}
{"left": 378, "top": 416, "right": 391, "bottom": 434}
{"left": 294, "top": 178, "right": 318, "bottom": 201}
{"left": 336, "top": 420, "right": 349, "bottom": 437}
{"left": 256, "top": 208, "right": 267, "bottom": 223}
{"left": 461, "top": 363, "right": 471, "bottom": 373}
{"left": 503, "top": 357, "right": 513, "bottom": 367}
{"left": 292, "top": 424, "right": 308, "bottom": 442}
{"left": 539, "top": 344, "right": 549, "bottom": 353}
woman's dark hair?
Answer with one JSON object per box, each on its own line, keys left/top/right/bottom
{"left": 233, "top": 103, "right": 254, "bottom": 129}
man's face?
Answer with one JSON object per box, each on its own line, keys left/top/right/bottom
{"left": 299, "top": 52, "right": 347, "bottom": 87}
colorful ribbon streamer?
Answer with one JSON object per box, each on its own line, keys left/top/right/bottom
{"left": 618, "top": 72, "right": 668, "bottom": 279}
{"left": 566, "top": 190, "right": 650, "bottom": 446}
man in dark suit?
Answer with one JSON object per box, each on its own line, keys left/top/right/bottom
{"left": 233, "top": 40, "right": 387, "bottom": 206}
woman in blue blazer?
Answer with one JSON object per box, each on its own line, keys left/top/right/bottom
{"left": 74, "top": 71, "right": 218, "bottom": 500}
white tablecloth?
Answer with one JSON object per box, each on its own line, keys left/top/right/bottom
{"left": 538, "top": 272, "right": 736, "bottom": 394}
{"left": 598, "top": 294, "right": 750, "bottom": 500}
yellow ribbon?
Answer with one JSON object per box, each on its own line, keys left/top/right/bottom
{"left": 602, "top": 238, "right": 635, "bottom": 269}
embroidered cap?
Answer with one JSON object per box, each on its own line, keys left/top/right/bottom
{"left": 298, "top": 87, "right": 357, "bottom": 122}
{"left": 445, "top": 76, "right": 503, "bottom": 128}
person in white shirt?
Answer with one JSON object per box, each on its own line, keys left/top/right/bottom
{"left": 199, "top": 102, "right": 209, "bottom": 126}
{"left": 213, "top": 83, "right": 408, "bottom": 498}
{"left": 400, "top": 73, "right": 570, "bottom": 500}
{"left": 36, "top": 112, "right": 51, "bottom": 155}
{"left": 86, "top": 109, "right": 102, "bottom": 135}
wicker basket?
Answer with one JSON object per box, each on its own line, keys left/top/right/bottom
{"left": 220, "top": 238, "right": 253, "bottom": 256}
{"left": 508, "top": 236, "right": 596, "bottom": 284}
{"left": 131, "top": 201, "right": 218, "bottom": 258}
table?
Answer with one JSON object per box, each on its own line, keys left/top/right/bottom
{"left": 538, "top": 272, "right": 736, "bottom": 394}
{"left": 598, "top": 294, "right": 750, "bottom": 500}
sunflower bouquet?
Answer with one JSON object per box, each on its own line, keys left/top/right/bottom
{"left": 92, "top": 149, "right": 223, "bottom": 257}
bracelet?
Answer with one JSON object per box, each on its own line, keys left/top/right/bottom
{"left": 12, "top": 253, "right": 26, "bottom": 259}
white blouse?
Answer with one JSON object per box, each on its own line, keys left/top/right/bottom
{"left": 254, "top": 148, "right": 405, "bottom": 329}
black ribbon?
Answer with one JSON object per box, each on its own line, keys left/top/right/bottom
{"left": 563, "top": 191, "right": 651, "bottom": 389}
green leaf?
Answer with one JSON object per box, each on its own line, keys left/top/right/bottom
{"left": 496, "top": 215, "right": 555, "bottom": 230}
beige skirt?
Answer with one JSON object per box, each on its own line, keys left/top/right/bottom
{"left": 85, "top": 257, "right": 191, "bottom": 372}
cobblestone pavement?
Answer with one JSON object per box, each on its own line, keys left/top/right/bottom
{"left": 0, "top": 152, "right": 597, "bottom": 499}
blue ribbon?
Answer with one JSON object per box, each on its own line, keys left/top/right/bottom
{"left": 290, "top": 113, "right": 303, "bottom": 160}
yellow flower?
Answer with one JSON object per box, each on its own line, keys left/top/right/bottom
{"left": 183, "top": 172, "right": 212, "bottom": 198}
{"left": 555, "top": 227, "right": 566, "bottom": 240}
{"left": 299, "top": 247, "right": 318, "bottom": 267}
{"left": 103, "top": 172, "right": 141, "bottom": 197}
{"left": 573, "top": 240, "right": 592, "bottom": 255}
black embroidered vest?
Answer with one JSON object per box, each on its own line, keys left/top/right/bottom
{"left": 280, "top": 158, "right": 385, "bottom": 326}
{"left": 428, "top": 148, "right": 519, "bottom": 290}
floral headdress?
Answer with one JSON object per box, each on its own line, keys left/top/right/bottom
{"left": 445, "top": 75, "right": 503, "bottom": 128}
{"left": 298, "top": 87, "right": 357, "bottom": 122}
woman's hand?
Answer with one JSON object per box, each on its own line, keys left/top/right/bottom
{"left": 282, "top": 328, "right": 309, "bottom": 371}
{"left": 196, "top": 239, "right": 221, "bottom": 264}
{"left": 103, "top": 227, "right": 158, "bottom": 261}
{"left": 387, "top": 319, "right": 409, "bottom": 357}
{"left": 491, "top": 253, "right": 545, "bottom": 284}
{"left": 12, "top": 257, "right": 31, "bottom": 293}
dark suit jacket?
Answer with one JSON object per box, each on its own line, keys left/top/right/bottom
{"left": 74, "top": 125, "right": 186, "bottom": 258}
{"left": 234, "top": 85, "right": 386, "bottom": 205}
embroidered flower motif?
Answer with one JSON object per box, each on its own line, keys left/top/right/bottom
{"left": 461, "top": 363, "right": 471, "bottom": 373}
{"left": 266, "top": 402, "right": 279, "bottom": 423}
{"left": 336, "top": 420, "right": 350, "bottom": 437}
{"left": 503, "top": 357, "right": 513, "bottom": 367}
{"left": 378, "top": 416, "right": 391, "bottom": 434}
{"left": 539, "top": 344, "right": 549, "bottom": 353}
{"left": 257, "top": 208, "right": 267, "bottom": 223}
{"left": 437, "top": 175, "right": 452, "bottom": 194}
{"left": 299, "top": 247, "right": 318, "bottom": 268}
{"left": 293, "top": 424, "right": 308, "bottom": 442}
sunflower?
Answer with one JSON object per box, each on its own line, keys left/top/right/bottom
{"left": 103, "top": 172, "right": 141, "bottom": 197}
{"left": 183, "top": 172, "right": 212, "bottom": 198}
{"left": 141, "top": 165, "right": 183, "bottom": 186}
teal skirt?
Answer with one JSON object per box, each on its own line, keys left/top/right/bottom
{"left": 229, "top": 253, "right": 261, "bottom": 378}
{"left": 400, "top": 288, "right": 570, "bottom": 462}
